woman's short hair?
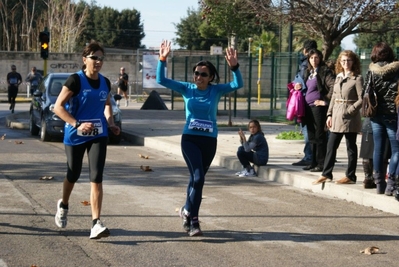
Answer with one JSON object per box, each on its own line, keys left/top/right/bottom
{"left": 81, "top": 41, "right": 105, "bottom": 70}
{"left": 82, "top": 41, "right": 104, "bottom": 57}
{"left": 370, "top": 42, "right": 395, "bottom": 63}
{"left": 192, "top": 60, "right": 220, "bottom": 84}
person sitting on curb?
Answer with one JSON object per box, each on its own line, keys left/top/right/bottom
{"left": 235, "top": 119, "right": 269, "bottom": 177}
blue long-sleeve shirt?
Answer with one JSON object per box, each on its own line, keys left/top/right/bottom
{"left": 156, "top": 60, "right": 243, "bottom": 138}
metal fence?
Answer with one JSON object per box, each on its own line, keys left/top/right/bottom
{"left": 154, "top": 52, "right": 300, "bottom": 121}
{"left": 148, "top": 49, "right": 375, "bottom": 121}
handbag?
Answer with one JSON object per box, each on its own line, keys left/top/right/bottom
{"left": 362, "top": 72, "right": 377, "bottom": 117}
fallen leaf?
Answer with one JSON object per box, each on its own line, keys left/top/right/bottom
{"left": 360, "top": 246, "right": 380, "bottom": 255}
{"left": 14, "top": 141, "right": 24, "bottom": 144}
{"left": 175, "top": 207, "right": 179, "bottom": 212}
{"left": 39, "top": 176, "right": 54, "bottom": 180}
{"left": 138, "top": 154, "right": 150, "bottom": 159}
{"left": 140, "top": 165, "right": 153, "bottom": 172}
{"left": 81, "top": 200, "right": 91, "bottom": 206}
{"left": 1, "top": 134, "right": 6, "bottom": 140}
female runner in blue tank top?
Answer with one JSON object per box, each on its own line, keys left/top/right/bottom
{"left": 53, "top": 42, "right": 120, "bottom": 239}
{"left": 156, "top": 40, "right": 244, "bottom": 236}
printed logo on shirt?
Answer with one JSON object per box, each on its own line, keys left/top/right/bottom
{"left": 188, "top": 118, "right": 213, "bottom": 133}
{"left": 99, "top": 90, "right": 108, "bottom": 101}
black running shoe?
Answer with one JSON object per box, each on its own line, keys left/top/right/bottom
{"left": 188, "top": 222, "right": 203, "bottom": 237}
{"left": 179, "top": 206, "right": 190, "bottom": 232}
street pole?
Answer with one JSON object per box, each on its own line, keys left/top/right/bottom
{"left": 257, "top": 45, "right": 263, "bottom": 105}
{"left": 43, "top": 59, "right": 47, "bottom": 76}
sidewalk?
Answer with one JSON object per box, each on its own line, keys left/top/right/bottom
{"left": 4, "top": 97, "right": 399, "bottom": 216}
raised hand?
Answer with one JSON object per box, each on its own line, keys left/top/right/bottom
{"left": 159, "top": 40, "right": 171, "bottom": 58}
{"left": 225, "top": 47, "right": 238, "bottom": 67}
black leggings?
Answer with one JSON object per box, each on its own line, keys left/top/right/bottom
{"left": 8, "top": 85, "right": 18, "bottom": 104}
{"left": 64, "top": 137, "right": 108, "bottom": 183}
{"left": 181, "top": 134, "right": 217, "bottom": 218}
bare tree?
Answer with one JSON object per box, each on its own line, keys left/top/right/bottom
{"left": 0, "top": 0, "right": 21, "bottom": 51}
{"left": 41, "top": 0, "right": 88, "bottom": 52}
{"left": 19, "top": 0, "right": 36, "bottom": 51}
{"left": 245, "top": 0, "right": 399, "bottom": 59}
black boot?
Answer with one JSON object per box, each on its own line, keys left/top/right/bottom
{"left": 394, "top": 175, "right": 399, "bottom": 201}
{"left": 385, "top": 175, "right": 396, "bottom": 196}
{"left": 374, "top": 172, "right": 386, "bottom": 194}
{"left": 362, "top": 159, "right": 375, "bottom": 189}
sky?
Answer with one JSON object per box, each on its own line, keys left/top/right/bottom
{"left": 89, "top": 0, "right": 356, "bottom": 51}
{"left": 90, "top": 0, "right": 199, "bottom": 49}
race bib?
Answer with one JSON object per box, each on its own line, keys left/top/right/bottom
{"left": 32, "top": 80, "right": 38, "bottom": 86}
{"left": 188, "top": 119, "right": 213, "bottom": 133}
{"left": 9, "top": 78, "right": 17, "bottom": 84}
{"left": 77, "top": 119, "right": 104, "bottom": 137}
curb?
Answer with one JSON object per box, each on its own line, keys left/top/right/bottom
{"left": 6, "top": 113, "right": 399, "bottom": 216}
{"left": 5, "top": 111, "right": 30, "bottom": 130}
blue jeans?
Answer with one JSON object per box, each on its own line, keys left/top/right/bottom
{"left": 371, "top": 114, "right": 399, "bottom": 182}
{"left": 301, "top": 124, "right": 312, "bottom": 161}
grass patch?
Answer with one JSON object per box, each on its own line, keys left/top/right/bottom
{"left": 276, "top": 126, "right": 304, "bottom": 140}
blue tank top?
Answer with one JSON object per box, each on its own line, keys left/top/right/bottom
{"left": 63, "top": 70, "right": 109, "bottom": 145}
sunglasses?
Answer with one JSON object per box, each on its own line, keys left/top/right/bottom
{"left": 86, "top": 55, "right": 104, "bottom": 62}
{"left": 194, "top": 71, "right": 209, "bottom": 77}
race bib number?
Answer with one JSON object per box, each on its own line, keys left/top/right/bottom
{"left": 77, "top": 119, "right": 103, "bottom": 137}
{"left": 9, "top": 78, "right": 17, "bottom": 84}
{"left": 32, "top": 80, "right": 38, "bottom": 86}
{"left": 188, "top": 119, "right": 213, "bottom": 133}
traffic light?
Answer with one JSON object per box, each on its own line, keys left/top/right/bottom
{"left": 39, "top": 31, "right": 50, "bottom": 59}
{"left": 255, "top": 45, "right": 263, "bottom": 64}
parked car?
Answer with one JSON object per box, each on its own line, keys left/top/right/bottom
{"left": 29, "top": 72, "right": 122, "bottom": 144}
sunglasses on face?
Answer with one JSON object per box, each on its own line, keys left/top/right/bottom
{"left": 86, "top": 55, "right": 104, "bottom": 62}
{"left": 193, "top": 71, "right": 209, "bottom": 77}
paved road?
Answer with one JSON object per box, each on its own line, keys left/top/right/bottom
{"left": 1, "top": 101, "right": 399, "bottom": 266}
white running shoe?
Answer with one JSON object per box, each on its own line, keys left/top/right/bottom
{"left": 55, "top": 199, "right": 68, "bottom": 228}
{"left": 235, "top": 169, "right": 246, "bottom": 176}
{"left": 90, "top": 220, "right": 110, "bottom": 239}
{"left": 125, "top": 99, "right": 129, "bottom": 107}
{"left": 238, "top": 168, "right": 256, "bottom": 177}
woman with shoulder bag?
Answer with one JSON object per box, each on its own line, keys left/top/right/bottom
{"left": 364, "top": 42, "right": 399, "bottom": 195}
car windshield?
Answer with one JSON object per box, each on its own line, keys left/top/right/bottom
{"left": 50, "top": 79, "right": 66, "bottom": 96}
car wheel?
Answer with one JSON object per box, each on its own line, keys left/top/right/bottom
{"left": 29, "top": 112, "right": 40, "bottom": 136}
{"left": 108, "top": 122, "right": 122, "bottom": 144}
{"left": 40, "top": 117, "right": 51, "bottom": 142}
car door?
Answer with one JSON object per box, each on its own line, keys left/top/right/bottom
{"left": 30, "top": 75, "right": 49, "bottom": 126}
